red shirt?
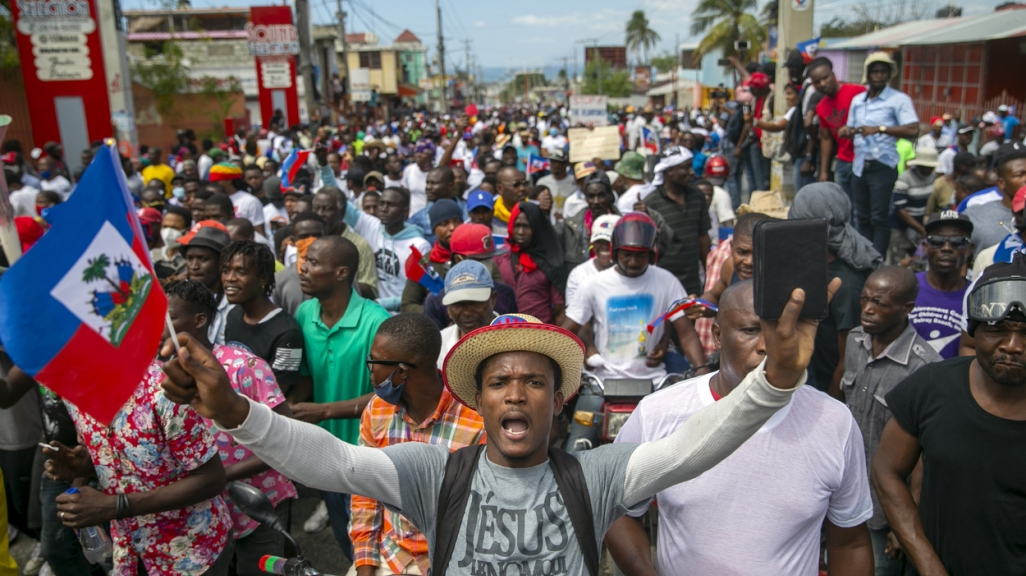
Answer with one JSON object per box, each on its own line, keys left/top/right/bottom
{"left": 815, "top": 83, "right": 867, "bottom": 163}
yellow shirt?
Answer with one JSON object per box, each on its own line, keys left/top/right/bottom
{"left": 0, "top": 470, "right": 18, "bottom": 576}
{"left": 141, "top": 163, "right": 176, "bottom": 196}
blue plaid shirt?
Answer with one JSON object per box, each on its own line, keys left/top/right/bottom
{"left": 846, "top": 86, "right": 919, "bottom": 176}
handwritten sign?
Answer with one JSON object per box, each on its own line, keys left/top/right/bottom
{"left": 568, "top": 95, "right": 608, "bottom": 127}
{"left": 568, "top": 126, "right": 620, "bottom": 163}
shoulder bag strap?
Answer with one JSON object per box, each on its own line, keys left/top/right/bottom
{"left": 431, "top": 444, "right": 486, "bottom": 575}
{"left": 547, "top": 447, "right": 600, "bottom": 576}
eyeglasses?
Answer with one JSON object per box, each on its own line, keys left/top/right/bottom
{"left": 365, "top": 354, "right": 417, "bottom": 369}
{"left": 925, "top": 235, "right": 969, "bottom": 249}
{"left": 508, "top": 180, "right": 526, "bottom": 188}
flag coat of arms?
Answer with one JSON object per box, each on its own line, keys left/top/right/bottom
{"left": 526, "top": 154, "right": 549, "bottom": 176}
{"left": 641, "top": 126, "right": 660, "bottom": 154}
{"left": 280, "top": 148, "right": 311, "bottom": 190}
{"left": 404, "top": 246, "right": 444, "bottom": 295}
{"left": 0, "top": 145, "right": 167, "bottom": 425}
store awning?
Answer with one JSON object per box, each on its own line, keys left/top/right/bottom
{"left": 397, "top": 83, "right": 422, "bottom": 98}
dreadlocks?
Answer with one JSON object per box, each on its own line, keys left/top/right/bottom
{"left": 219, "top": 240, "right": 276, "bottom": 296}
{"left": 163, "top": 279, "right": 218, "bottom": 329}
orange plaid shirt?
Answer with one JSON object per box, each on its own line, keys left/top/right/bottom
{"left": 350, "top": 388, "right": 486, "bottom": 574}
{"left": 697, "top": 237, "right": 732, "bottom": 355}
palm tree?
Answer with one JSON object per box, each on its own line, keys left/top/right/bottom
{"left": 690, "top": 0, "right": 766, "bottom": 62}
{"left": 625, "top": 10, "right": 661, "bottom": 65}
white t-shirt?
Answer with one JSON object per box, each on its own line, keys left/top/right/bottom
{"left": 41, "top": 175, "right": 72, "bottom": 200}
{"left": 540, "top": 134, "right": 567, "bottom": 155}
{"left": 384, "top": 175, "right": 403, "bottom": 189}
{"left": 9, "top": 187, "right": 39, "bottom": 217}
{"left": 349, "top": 209, "right": 431, "bottom": 304}
{"left": 401, "top": 163, "right": 431, "bottom": 215}
{"left": 230, "top": 190, "right": 265, "bottom": 226}
{"left": 566, "top": 259, "right": 602, "bottom": 306}
{"left": 263, "top": 203, "right": 289, "bottom": 237}
{"left": 707, "top": 185, "right": 736, "bottom": 244}
{"left": 617, "top": 373, "right": 873, "bottom": 575}
{"left": 561, "top": 190, "right": 587, "bottom": 220}
{"left": 565, "top": 266, "right": 688, "bottom": 381}
{"left": 615, "top": 183, "right": 656, "bottom": 214}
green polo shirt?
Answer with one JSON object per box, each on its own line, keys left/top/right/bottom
{"left": 296, "top": 288, "right": 390, "bottom": 444}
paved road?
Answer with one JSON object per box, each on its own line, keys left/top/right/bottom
{"left": 8, "top": 485, "right": 352, "bottom": 575}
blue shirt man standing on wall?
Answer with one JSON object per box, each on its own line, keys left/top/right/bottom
{"left": 840, "top": 51, "right": 920, "bottom": 258}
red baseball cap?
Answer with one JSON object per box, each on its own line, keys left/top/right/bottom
{"left": 748, "top": 72, "right": 770, "bottom": 90}
{"left": 449, "top": 223, "right": 507, "bottom": 259}
{"left": 1014, "top": 186, "right": 1026, "bottom": 213}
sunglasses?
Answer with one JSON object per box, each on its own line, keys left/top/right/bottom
{"left": 925, "top": 235, "right": 969, "bottom": 249}
{"left": 365, "top": 354, "right": 417, "bottom": 369}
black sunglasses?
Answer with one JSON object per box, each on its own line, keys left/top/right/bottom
{"left": 365, "top": 354, "right": 417, "bottom": 369}
{"left": 925, "top": 235, "right": 969, "bottom": 249}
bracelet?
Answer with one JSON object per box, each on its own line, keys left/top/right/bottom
{"left": 115, "top": 493, "right": 132, "bottom": 520}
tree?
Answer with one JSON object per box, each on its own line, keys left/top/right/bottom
{"left": 580, "top": 60, "right": 633, "bottom": 98}
{"left": 625, "top": 10, "right": 661, "bottom": 65}
{"left": 197, "top": 75, "right": 242, "bottom": 136}
{"left": 131, "top": 41, "right": 190, "bottom": 118}
{"left": 0, "top": 0, "right": 18, "bottom": 68}
{"left": 650, "top": 51, "right": 679, "bottom": 73}
{"left": 690, "top": 0, "right": 765, "bottom": 62}
{"left": 935, "top": 4, "right": 961, "bottom": 17}
{"left": 820, "top": 0, "right": 938, "bottom": 37}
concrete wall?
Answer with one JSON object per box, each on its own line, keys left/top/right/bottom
{"left": 132, "top": 81, "right": 247, "bottom": 148}
{"left": 0, "top": 68, "right": 35, "bottom": 149}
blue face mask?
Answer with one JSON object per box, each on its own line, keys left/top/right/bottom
{"left": 171, "top": 186, "right": 186, "bottom": 199}
{"left": 39, "top": 170, "right": 52, "bottom": 179}
{"left": 549, "top": 128, "right": 558, "bottom": 136}
{"left": 373, "top": 368, "right": 405, "bottom": 405}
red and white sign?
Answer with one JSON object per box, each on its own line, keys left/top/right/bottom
{"left": 248, "top": 6, "right": 299, "bottom": 129}
{"left": 10, "top": 0, "right": 112, "bottom": 149}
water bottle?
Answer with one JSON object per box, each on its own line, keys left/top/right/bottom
{"left": 64, "top": 488, "right": 113, "bottom": 564}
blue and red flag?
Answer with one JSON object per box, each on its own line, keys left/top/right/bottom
{"left": 280, "top": 148, "right": 311, "bottom": 191}
{"left": 641, "top": 126, "right": 659, "bottom": 154}
{"left": 526, "top": 154, "right": 549, "bottom": 176}
{"left": 404, "top": 245, "right": 444, "bottom": 295}
{"left": 796, "top": 36, "right": 821, "bottom": 64}
{"left": 0, "top": 144, "right": 167, "bottom": 425}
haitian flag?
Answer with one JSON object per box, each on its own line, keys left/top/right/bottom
{"left": 404, "top": 245, "right": 444, "bottom": 295}
{"left": 526, "top": 154, "right": 549, "bottom": 176}
{"left": 280, "top": 148, "right": 311, "bottom": 191}
{"left": 797, "top": 37, "right": 821, "bottom": 64}
{"left": 0, "top": 144, "right": 167, "bottom": 425}
{"left": 641, "top": 126, "right": 659, "bottom": 154}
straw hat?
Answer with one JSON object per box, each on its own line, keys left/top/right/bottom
{"left": 739, "top": 191, "right": 790, "bottom": 219}
{"left": 442, "top": 314, "right": 585, "bottom": 410}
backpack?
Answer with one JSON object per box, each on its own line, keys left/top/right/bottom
{"left": 785, "top": 85, "right": 810, "bottom": 161}
{"left": 431, "top": 444, "right": 600, "bottom": 576}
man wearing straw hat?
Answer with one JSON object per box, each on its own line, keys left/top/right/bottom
{"left": 160, "top": 277, "right": 839, "bottom": 575}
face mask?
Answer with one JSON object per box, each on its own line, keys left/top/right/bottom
{"left": 172, "top": 186, "right": 186, "bottom": 199}
{"left": 549, "top": 129, "right": 558, "bottom": 136}
{"left": 373, "top": 368, "right": 405, "bottom": 405}
{"left": 294, "top": 236, "right": 317, "bottom": 272}
{"left": 161, "top": 227, "right": 183, "bottom": 246}
{"left": 39, "top": 170, "right": 52, "bottom": 179}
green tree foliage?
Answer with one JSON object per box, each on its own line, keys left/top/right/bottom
{"left": 625, "top": 10, "right": 661, "bottom": 65}
{"left": 197, "top": 75, "right": 242, "bottom": 133}
{"left": 0, "top": 0, "right": 19, "bottom": 69}
{"left": 580, "top": 60, "right": 633, "bottom": 98}
{"left": 650, "top": 51, "right": 679, "bottom": 73}
{"left": 690, "top": 0, "right": 765, "bottom": 62}
{"left": 131, "top": 41, "right": 190, "bottom": 117}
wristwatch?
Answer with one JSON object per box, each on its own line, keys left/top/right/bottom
{"left": 804, "top": 154, "right": 815, "bottom": 162}
{"left": 879, "top": 125, "right": 887, "bottom": 135}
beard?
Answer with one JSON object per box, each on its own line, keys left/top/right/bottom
{"left": 981, "top": 353, "right": 1026, "bottom": 387}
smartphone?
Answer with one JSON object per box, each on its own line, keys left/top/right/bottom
{"left": 742, "top": 103, "right": 752, "bottom": 116}
{"left": 752, "top": 219, "right": 829, "bottom": 321}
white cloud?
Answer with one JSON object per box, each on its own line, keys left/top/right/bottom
{"left": 473, "top": 20, "right": 487, "bottom": 28}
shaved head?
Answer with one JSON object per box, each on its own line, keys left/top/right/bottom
{"left": 312, "top": 234, "right": 359, "bottom": 274}
{"left": 718, "top": 279, "right": 754, "bottom": 317}
{"left": 867, "top": 266, "right": 919, "bottom": 304}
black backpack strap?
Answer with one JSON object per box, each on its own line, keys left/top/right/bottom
{"left": 431, "top": 444, "right": 486, "bottom": 576}
{"left": 547, "top": 447, "right": 599, "bottom": 576}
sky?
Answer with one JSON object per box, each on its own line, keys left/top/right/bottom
{"left": 121, "top": 0, "right": 1011, "bottom": 78}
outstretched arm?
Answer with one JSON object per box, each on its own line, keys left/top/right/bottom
{"left": 160, "top": 333, "right": 403, "bottom": 508}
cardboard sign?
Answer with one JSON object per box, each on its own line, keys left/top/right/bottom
{"left": 569, "top": 126, "right": 620, "bottom": 163}
{"left": 568, "top": 95, "right": 608, "bottom": 127}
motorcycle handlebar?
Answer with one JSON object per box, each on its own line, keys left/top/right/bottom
{"left": 259, "top": 555, "right": 332, "bottom": 576}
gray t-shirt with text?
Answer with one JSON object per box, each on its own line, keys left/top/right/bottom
{"left": 382, "top": 442, "right": 639, "bottom": 576}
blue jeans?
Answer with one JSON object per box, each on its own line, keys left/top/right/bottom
{"left": 869, "top": 527, "right": 905, "bottom": 576}
{"left": 321, "top": 491, "right": 353, "bottom": 562}
{"left": 39, "top": 476, "right": 93, "bottom": 576}
{"left": 794, "top": 158, "right": 818, "bottom": 193}
{"left": 663, "top": 350, "right": 692, "bottom": 376}
{"left": 834, "top": 160, "right": 855, "bottom": 204}
{"left": 852, "top": 160, "right": 899, "bottom": 257}
{"left": 748, "top": 143, "right": 771, "bottom": 192}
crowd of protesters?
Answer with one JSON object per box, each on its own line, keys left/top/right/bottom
{"left": 0, "top": 45, "right": 1024, "bottom": 576}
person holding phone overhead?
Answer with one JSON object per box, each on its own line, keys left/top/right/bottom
{"left": 789, "top": 182, "right": 882, "bottom": 398}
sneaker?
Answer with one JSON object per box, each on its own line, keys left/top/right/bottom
{"left": 24, "top": 542, "right": 45, "bottom": 575}
{"left": 303, "top": 500, "right": 329, "bottom": 533}
{"left": 39, "top": 563, "right": 54, "bottom": 576}
{"left": 5, "top": 525, "right": 17, "bottom": 545}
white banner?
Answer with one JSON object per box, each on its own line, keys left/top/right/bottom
{"left": 568, "top": 95, "right": 608, "bottom": 127}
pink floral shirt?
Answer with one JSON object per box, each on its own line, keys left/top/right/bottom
{"left": 65, "top": 360, "right": 232, "bottom": 576}
{"left": 208, "top": 345, "right": 297, "bottom": 538}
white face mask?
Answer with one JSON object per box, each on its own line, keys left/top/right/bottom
{"left": 159, "top": 227, "right": 184, "bottom": 260}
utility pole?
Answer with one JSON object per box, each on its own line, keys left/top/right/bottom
{"left": 295, "top": 0, "right": 317, "bottom": 121}
{"left": 563, "top": 56, "right": 569, "bottom": 94}
{"left": 436, "top": 0, "right": 446, "bottom": 110}
{"left": 772, "top": 0, "right": 814, "bottom": 195}
{"left": 335, "top": 0, "right": 350, "bottom": 113}
{"left": 672, "top": 32, "right": 679, "bottom": 109}
{"left": 463, "top": 38, "right": 471, "bottom": 104}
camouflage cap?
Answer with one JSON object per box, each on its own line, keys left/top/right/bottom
{"left": 615, "top": 151, "right": 646, "bottom": 181}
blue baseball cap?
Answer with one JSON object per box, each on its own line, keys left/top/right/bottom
{"left": 467, "top": 189, "right": 496, "bottom": 212}
{"left": 442, "top": 260, "right": 494, "bottom": 306}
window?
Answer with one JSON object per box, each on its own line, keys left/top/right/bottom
{"left": 359, "top": 51, "right": 382, "bottom": 69}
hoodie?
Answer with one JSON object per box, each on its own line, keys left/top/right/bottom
{"left": 344, "top": 200, "right": 430, "bottom": 311}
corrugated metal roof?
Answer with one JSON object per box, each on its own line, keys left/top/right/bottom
{"left": 903, "top": 9, "right": 1026, "bottom": 44}
{"left": 828, "top": 19, "right": 957, "bottom": 49}
{"left": 127, "top": 31, "right": 248, "bottom": 41}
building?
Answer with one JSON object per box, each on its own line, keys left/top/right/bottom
{"left": 336, "top": 29, "right": 427, "bottom": 110}
{"left": 584, "top": 46, "right": 628, "bottom": 70}
{"left": 816, "top": 19, "right": 955, "bottom": 85}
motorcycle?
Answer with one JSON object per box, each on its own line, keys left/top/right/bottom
{"left": 228, "top": 482, "right": 337, "bottom": 576}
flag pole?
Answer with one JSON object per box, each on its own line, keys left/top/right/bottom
{"left": 0, "top": 115, "right": 22, "bottom": 266}
{"left": 165, "top": 311, "right": 182, "bottom": 354}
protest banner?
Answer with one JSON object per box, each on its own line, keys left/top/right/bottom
{"left": 568, "top": 95, "right": 608, "bottom": 127}
{"left": 568, "top": 126, "right": 620, "bottom": 163}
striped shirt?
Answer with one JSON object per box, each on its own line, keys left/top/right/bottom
{"left": 890, "top": 169, "right": 936, "bottom": 231}
{"left": 350, "top": 388, "right": 486, "bottom": 574}
{"left": 645, "top": 185, "right": 712, "bottom": 296}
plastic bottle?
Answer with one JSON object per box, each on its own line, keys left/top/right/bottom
{"left": 64, "top": 488, "right": 113, "bottom": 564}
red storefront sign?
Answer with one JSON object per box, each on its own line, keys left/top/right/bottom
{"left": 10, "top": 0, "right": 112, "bottom": 151}
{"left": 247, "top": 6, "right": 299, "bottom": 130}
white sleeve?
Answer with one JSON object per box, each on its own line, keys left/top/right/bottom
{"left": 826, "top": 416, "right": 874, "bottom": 527}
{"left": 565, "top": 277, "right": 593, "bottom": 326}
{"left": 220, "top": 398, "right": 402, "bottom": 507}
{"left": 621, "top": 360, "right": 800, "bottom": 506}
